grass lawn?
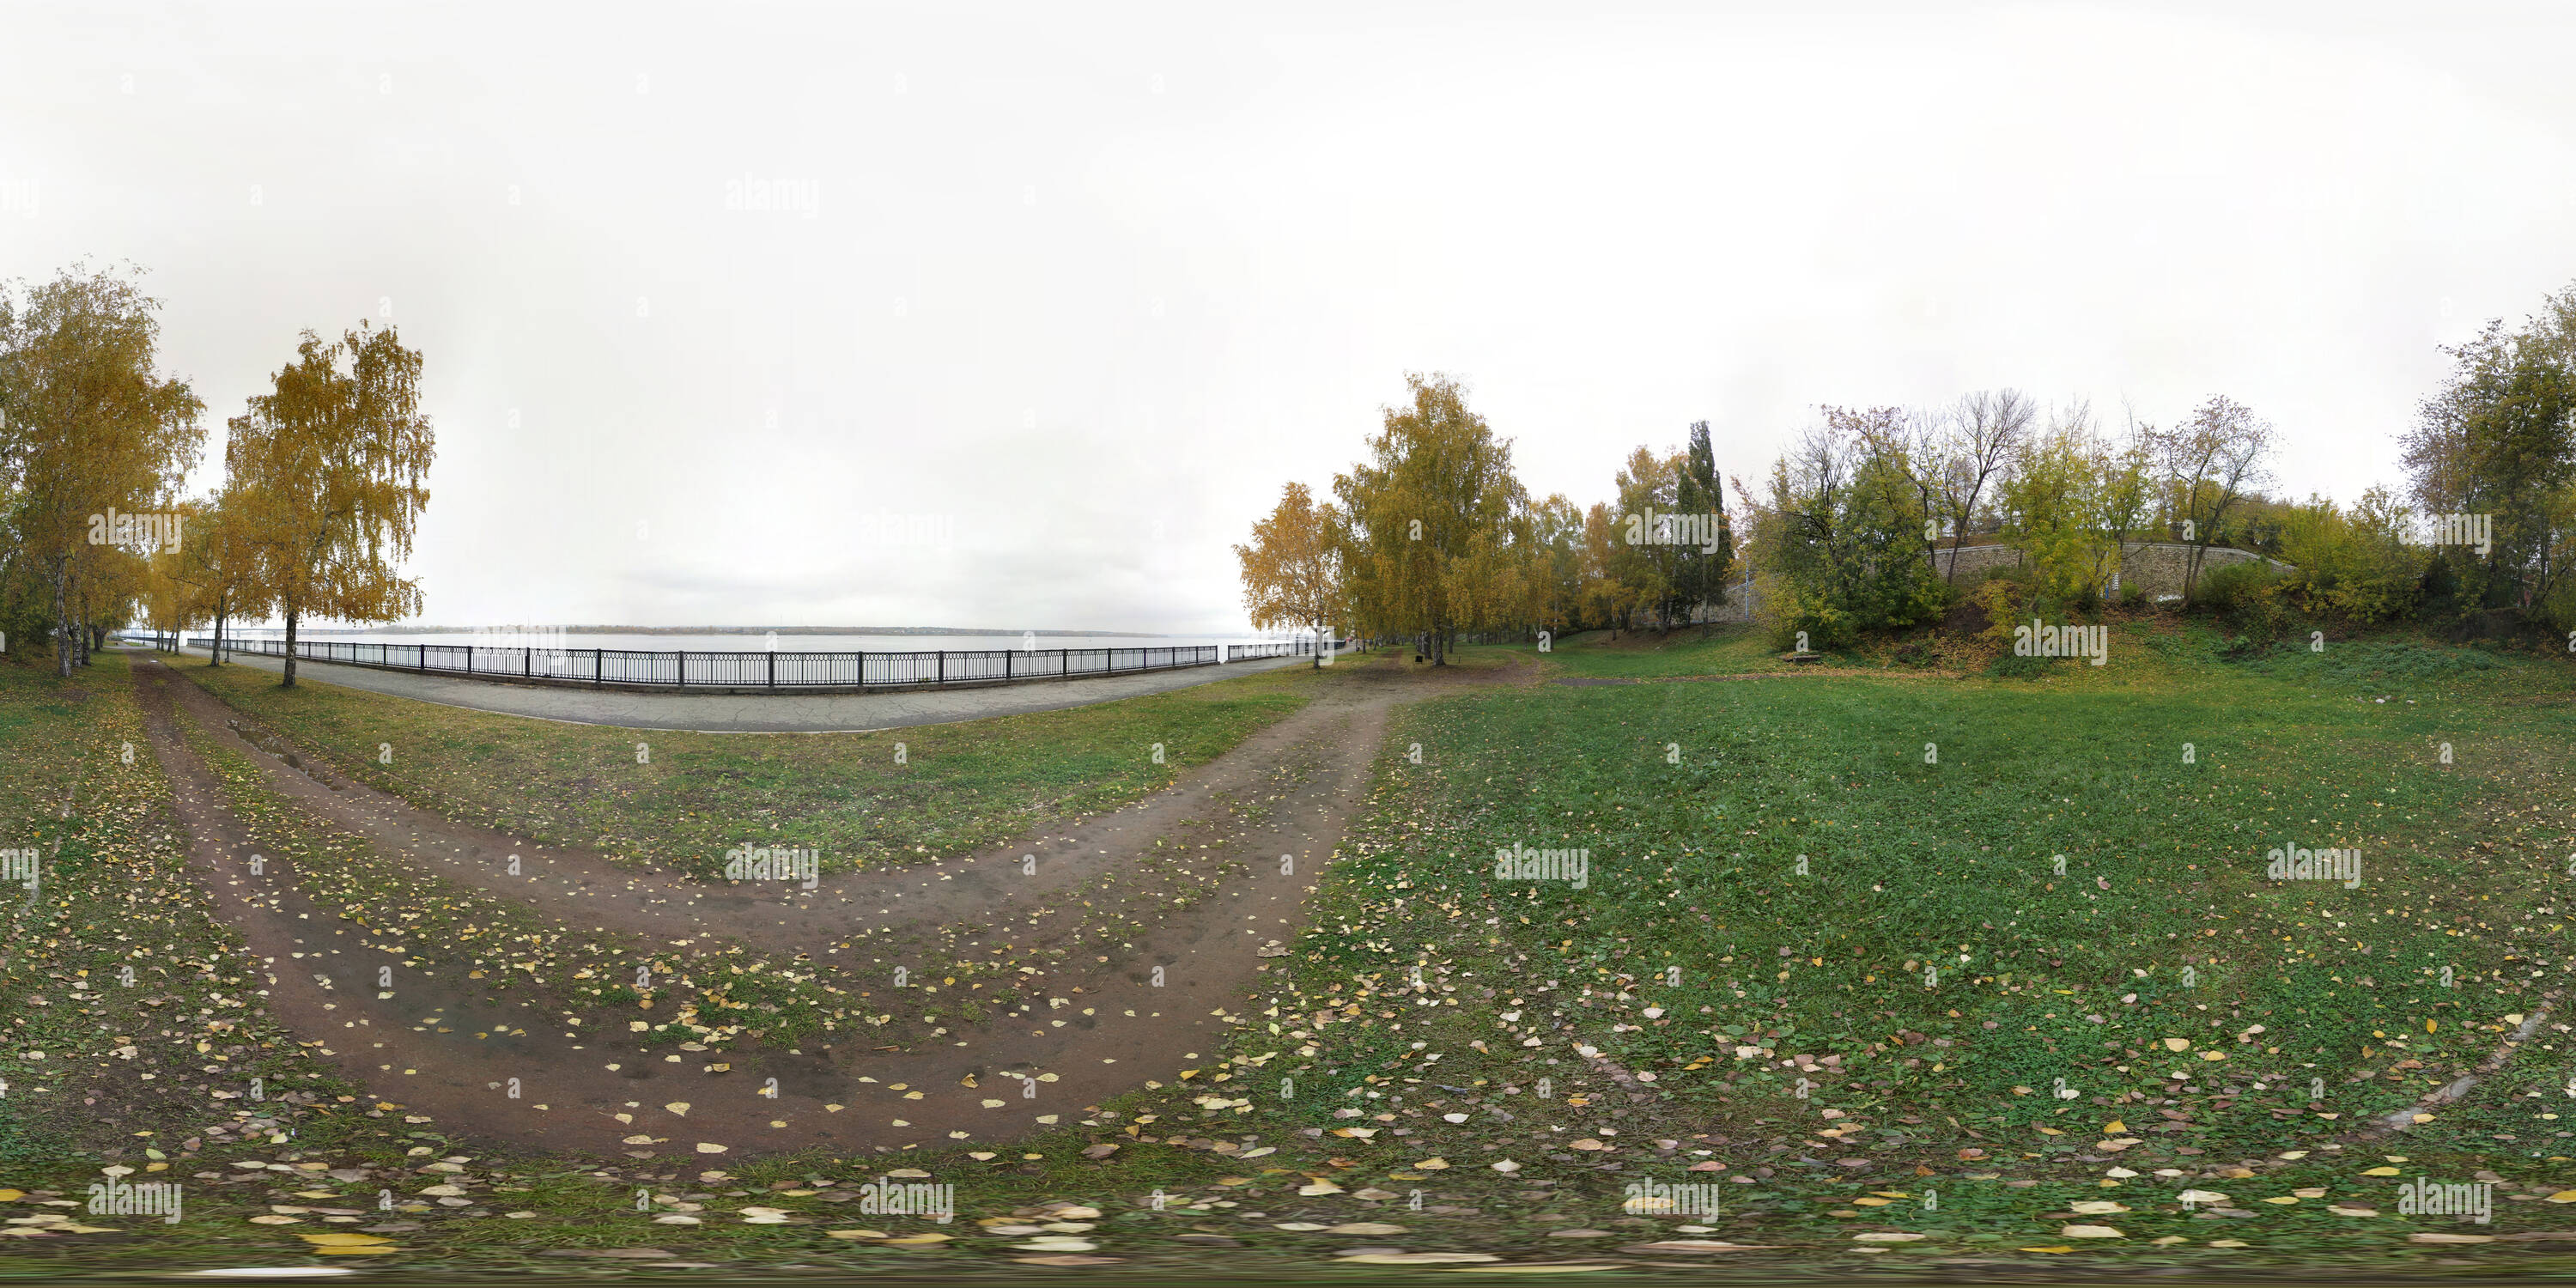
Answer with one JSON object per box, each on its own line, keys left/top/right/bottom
{"left": 10, "top": 637, "right": 2576, "bottom": 1277}
{"left": 1539, "top": 624, "right": 1807, "bottom": 678}
{"left": 176, "top": 654, "right": 1334, "bottom": 878}
{"left": 0, "top": 653, "right": 358, "bottom": 1168}
{"left": 1162, "top": 628, "right": 2576, "bottom": 1261}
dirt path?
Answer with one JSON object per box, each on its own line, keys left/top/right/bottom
{"left": 131, "top": 652, "right": 1527, "bottom": 1160}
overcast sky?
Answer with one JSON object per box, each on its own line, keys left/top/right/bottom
{"left": 6, "top": 1, "right": 2574, "bottom": 632}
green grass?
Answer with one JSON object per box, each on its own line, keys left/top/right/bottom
{"left": 0, "top": 653, "right": 369, "bottom": 1166}
{"left": 2239, "top": 636, "right": 2522, "bottom": 687}
{"left": 1153, "top": 629, "right": 2576, "bottom": 1257}
{"left": 1540, "top": 624, "right": 1805, "bottom": 677}
{"left": 15, "top": 639, "right": 2576, "bottom": 1275}
{"left": 178, "top": 655, "right": 1327, "bottom": 878}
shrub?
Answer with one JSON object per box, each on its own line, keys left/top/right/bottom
{"left": 1749, "top": 422, "right": 1947, "bottom": 650}
{"left": 2196, "top": 559, "right": 2279, "bottom": 612}
{"left": 1970, "top": 574, "right": 2028, "bottom": 650}
{"left": 2200, "top": 560, "right": 2293, "bottom": 647}
{"left": 2276, "top": 488, "right": 2426, "bottom": 623}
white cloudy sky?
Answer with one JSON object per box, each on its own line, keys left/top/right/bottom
{"left": 6, "top": 1, "right": 2573, "bottom": 632}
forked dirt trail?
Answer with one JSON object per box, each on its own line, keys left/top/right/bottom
{"left": 131, "top": 653, "right": 1528, "bottom": 1160}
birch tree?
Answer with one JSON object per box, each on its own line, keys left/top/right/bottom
{"left": 0, "top": 263, "right": 204, "bottom": 675}
{"left": 1333, "top": 374, "right": 1525, "bottom": 665}
{"left": 173, "top": 487, "right": 270, "bottom": 665}
{"left": 228, "top": 322, "right": 434, "bottom": 687}
{"left": 1233, "top": 481, "right": 1344, "bottom": 665}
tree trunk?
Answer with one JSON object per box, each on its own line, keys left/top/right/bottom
{"left": 283, "top": 609, "right": 300, "bottom": 688}
{"left": 212, "top": 600, "right": 228, "bottom": 667}
{"left": 50, "top": 556, "right": 70, "bottom": 677}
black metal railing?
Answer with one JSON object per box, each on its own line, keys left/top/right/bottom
{"left": 180, "top": 635, "right": 1337, "bottom": 690}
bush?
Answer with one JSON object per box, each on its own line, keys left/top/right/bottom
{"left": 2276, "top": 489, "right": 2427, "bottom": 623}
{"left": 1750, "top": 425, "right": 1947, "bottom": 650}
{"left": 1970, "top": 575, "right": 2028, "bottom": 649}
{"left": 2199, "top": 561, "right": 2293, "bottom": 647}
{"left": 2196, "top": 560, "right": 2280, "bottom": 612}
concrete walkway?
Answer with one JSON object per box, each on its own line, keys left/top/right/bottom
{"left": 167, "top": 645, "right": 1313, "bottom": 732}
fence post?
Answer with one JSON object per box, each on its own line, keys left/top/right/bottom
{"left": 938, "top": 650, "right": 945, "bottom": 686}
{"left": 768, "top": 649, "right": 775, "bottom": 689}
{"left": 677, "top": 651, "right": 685, "bottom": 690}
{"left": 594, "top": 648, "right": 602, "bottom": 688}
{"left": 858, "top": 651, "right": 868, "bottom": 690}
